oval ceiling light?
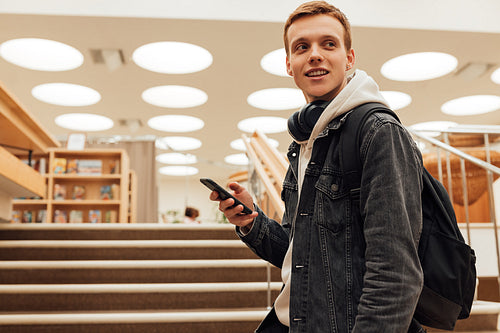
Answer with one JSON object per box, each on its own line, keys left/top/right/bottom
{"left": 441, "top": 95, "right": 500, "bottom": 116}
{"left": 155, "top": 136, "right": 202, "bottom": 151}
{"left": 156, "top": 153, "right": 197, "bottom": 164}
{"left": 491, "top": 68, "right": 500, "bottom": 85}
{"left": 224, "top": 153, "right": 249, "bottom": 166}
{"left": 148, "top": 115, "right": 204, "bottom": 132}
{"left": 409, "top": 121, "right": 458, "bottom": 137}
{"left": 132, "top": 41, "right": 212, "bottom": 74}
{"left": 142, "top": 85, "right": 207, "bottom": 108}
{"left": 381, "top": 52, "right": 458, "bottom": 81}
{"left": 230, "top": 138, "right": 279, "bottom": 151}
{"left": 55, "top": 113, "right": 113, "bottom": 131}
{"left": 32, "top": 83, "right": 101, "bottom": 106}
{"left": 159, "top": 165, "right": 199, "bottom": 176}
{"left": 0, "top": 38, "right": 83, "bottom": 71}
{"left": 380, "top": 91, "right": 412, "bottom": 110}
{"left": 237, "top": 116, "right": 288, "bottom": 134}
{"left": 261, "top": 48, "right": 288, "bottom": 77}
{"left": 248, "top": 88, "right": 305, "bottom": 110}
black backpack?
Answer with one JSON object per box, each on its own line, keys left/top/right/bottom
{"left": 340, "top": 102, "right": 477, "bottom": 331}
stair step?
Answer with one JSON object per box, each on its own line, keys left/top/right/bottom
{"left": 0, "top": 223, "right": 238, "bottom": 240}
{"left": 0, "top": 308, "right": 268, "bottom": 333}
{"left": 0, "top": 282, "right": 281, "bottom": 311}
{"left": 0, "top": 239, "right": 258, "bottom": 260}
{"left": 0, "top": 259, "right": 281, "bottom": 284}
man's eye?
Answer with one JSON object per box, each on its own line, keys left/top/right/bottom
{"left": 326, "top": 42, "right": 335, "bottom": 47}
{"left": 296, "top": 44, "right": 307, "bottom": 51}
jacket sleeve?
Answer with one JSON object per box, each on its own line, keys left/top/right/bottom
{"left": 352, "top": 117, "right": 424, "bottom": 332}
{"left": 236, "top": 205, "right": 290, "bottom": 269}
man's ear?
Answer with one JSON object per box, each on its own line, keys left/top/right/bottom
{"left": 286, "top": 56, "right": 293, "bottom": 76}
{"left": 346, "top": 48, "right": 355, "bottom": 71}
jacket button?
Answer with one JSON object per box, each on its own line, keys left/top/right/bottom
{"left": 292, "top": 153, "right": 297, "bottom": 157}
{"left": 331, "top": 184, "right": 339, "bottom": 191}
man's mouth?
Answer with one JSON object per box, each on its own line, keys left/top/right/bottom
{"left": 306, "top": 69, "right": 329, "bottom": 77}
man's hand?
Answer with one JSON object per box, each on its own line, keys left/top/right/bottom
{"left": 209, "top": 182, "right": 258, "bottom": 229}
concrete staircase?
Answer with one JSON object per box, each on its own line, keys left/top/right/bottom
{"left": 0, "top": 223, "right": 281, "bottom": 333}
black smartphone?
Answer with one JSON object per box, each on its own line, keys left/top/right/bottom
{"left": 200, "top": 177, "right": 253, "bottom": 214}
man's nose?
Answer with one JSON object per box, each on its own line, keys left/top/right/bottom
{"left": 308, "top": 44, "right": 323, "bottom": 63}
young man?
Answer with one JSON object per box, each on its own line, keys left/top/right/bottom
{"left": 210, "top": 1, "right": 424, "bottom": 332}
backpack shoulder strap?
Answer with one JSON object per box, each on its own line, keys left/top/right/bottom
{"left": 340, "top": 102, "right": 399, "bottom": 193}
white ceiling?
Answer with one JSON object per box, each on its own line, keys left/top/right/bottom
{"left": 1, "top": 0, "right": 500, "bottom": 180}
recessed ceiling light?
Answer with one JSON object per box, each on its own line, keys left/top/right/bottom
{"left": 132, "top": 41, "right": 212, "bottom": 74}
{"left": 156, "top": 153, "right": 197, "bottom": 164}
{"left": 248, "top": 88, "right": 305, "bottom": 110}
{"left": 32, "top": 83, "right": 101, "bottom": 106}
{"left": 0, "top": 38, "right": 83, "bottom": 71}
{"left": 155, "top": 136, "right": 202, "bottom": 151}
{"left": 55, "top": 113, "right": 113, "bottom": 131}
{"left": 491, "top": 68, "right": 500, "bottom": 84}
{"left": 142, "top": 85, "right": 207, "bottom": 108}
{"left": 159, "top": 165, "right": 199, "bottom": 176}
{"left": 441, "top": 95, "right": 500, "bottom": 116}
{"left": 380, "top": 91, "right": 412, "bottom": 110}
{"left": 148, "top": 115, "right": 204, "bottom": 132}
{"left": 381, "top": 52, "right": 458, "bottom": 81}
{"left": 409, "top": 121, "right": 458, "bottom": 137}
{"left": 230, "top": 138, "right": 279, "bottom": 151}
{"left": 224, "top": 153, "right": 249, "bottom": 166}
{"left": 237, "top": 116, "right": 288, "bottom": 134}
{"left": 261, "top": 48, "right": 288, "bottom": 77}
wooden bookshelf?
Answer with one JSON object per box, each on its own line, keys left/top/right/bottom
{"left": 13, "top": 148, "right": 136, "bottom": 223}
{"left": 0, "top": 80, "right": 60, "bottom": 222}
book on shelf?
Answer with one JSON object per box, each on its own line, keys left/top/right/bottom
{"left": 104, "top": 210, "right": 118, "bottom": 223}
{"left": 109, "top": 159, "right": 120, "bottom": 174}
{"left": 39, "top": 158, "right": 47, "bottom": 174}
{"left": 69, "top": 210, "right": 83, "bottom": 223}
{"left": 37, "top": 210, "right": 47, "bottom": 223}
{"left": 53, "top": 184, "right": 67, "bottom": 200}
{"left": 54, "top": 210, "right": 68, "bottom": 223}
{"left": 72, "top": 185, "right": 86, "bottom": 200}
{"left": 66, "top": 159, "right": 78, "bottom": 174}
{"left": 53, "top": 158, "right": 67, "bottom": 174}
{"left": 89, "top": 210, "right": 101, "bottom": 223}
{"left": 11, "top": 210, "right": 21, "bottom": 223}
{"left": 100, "top": 185, "right": 112, "bottom": 200}
{"left": 111, "top": 184, "right": 119, "bottom": 199}
{"left": 78, "top": 160, "right": 102, "bottom": 175}
{"left": 22, "top": 211, "right": 33, "bottom": 223}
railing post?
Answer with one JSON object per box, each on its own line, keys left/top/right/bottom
{"left": 266, "top": 263, "right": 272, "bottom": 310}
{"left": 437, "top": 147, "right": 443, "bottom": 183}
{"left": 443, "top": 133, "right": 454, "bottom": 203}
{"left": 459, "top": 158, "right": 471, "bottom": 246}
{"left": 484, "top": 133, "right": 500, "bottom": 296}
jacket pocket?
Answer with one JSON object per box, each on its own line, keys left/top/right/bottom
{"left": 314, "top": 173, "right": 348, "bottom": 233}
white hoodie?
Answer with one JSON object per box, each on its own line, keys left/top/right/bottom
{"left": 275, "top": 69, "right": 390, "bottom": 326}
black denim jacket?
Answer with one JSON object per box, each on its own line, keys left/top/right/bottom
{"left": 239, "top": 111, "right": 424, "bottom": 332}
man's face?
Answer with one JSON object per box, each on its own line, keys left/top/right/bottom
{"left": 286, "top": 14, "right": 355, "bottom": 103}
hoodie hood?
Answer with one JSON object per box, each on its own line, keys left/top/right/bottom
{"left": 296, "top": 69, "right": 389, "bottom": 192}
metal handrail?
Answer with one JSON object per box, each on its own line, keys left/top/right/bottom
{"left": 409, "top": 129, "right": 500, "bottom": 175}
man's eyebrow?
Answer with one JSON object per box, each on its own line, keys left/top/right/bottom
{"left": 290, "top": 37, "right": 308, "bottom": 47}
